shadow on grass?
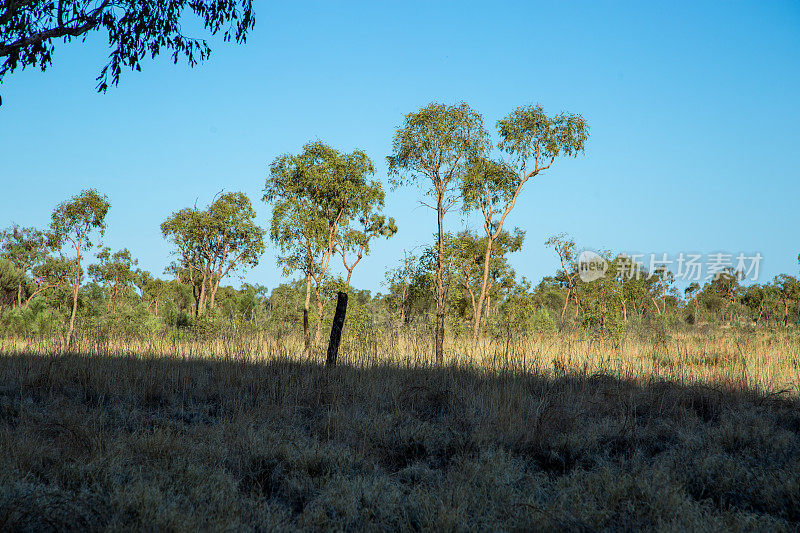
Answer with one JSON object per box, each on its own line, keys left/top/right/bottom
{"left": 0, "top": 351, "right": 799, "bottom": 530}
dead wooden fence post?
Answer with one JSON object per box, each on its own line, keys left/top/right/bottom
{"left": 326, "top": 291, "right": 348, "bottom": 367}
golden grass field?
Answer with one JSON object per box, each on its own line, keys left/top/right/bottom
{"left": 1, "top": 329, "right": 799, "bottom": 531}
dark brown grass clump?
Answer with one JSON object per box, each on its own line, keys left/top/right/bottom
{"left": 0, "top": 348, "right": 799, "bottom": 531}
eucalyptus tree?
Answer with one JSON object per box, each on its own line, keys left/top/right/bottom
{"left": 136, "top": 270, "right": 168, "bottom": 316}
{"left": 0, "top": 259, "right": 22, "bottom": 317}
{"left": 48, "top": 189, "right": 110, "bottom": 348}
{"left": 545, "top": 233, "right": 580, "bottom": 328}
{"left": 742, "top": 283, "right": 776, "bottom": 325}
{"left": 451, "top": 228, "right": 523, "bottom": 333}
{"left": 385, "top": 250, "right": 417, "bottom": 326}
{"left": 388, "top": 102, "right": 489, "bottom": 363}
{"left": 0, "top": 224, "right": 49, "bottom": 307}
{"left": 265, "top": 141, "right": 384, "bottom": 348}
{"left": 773, "top": 274, "right": 800, "bottom": 327}
{"left": 161, "top": 192, "right": 265, "bottom": 316}
{"left": 26, "top": 256, "right": 73, "bottom": 307}
{"left": 579, "top": 250, "right": 624, "bottom": 338}
{"left": 684, "top": 282, "right": 702, "bottom": 323}
{"left": 463, "top": 104, "right": 589, "bottom": 343}
{"left": 88, "top": 247, "right": 138, "bottom": 313}
{"left": 0, "top": 0, "right": 255, "bottom": 104}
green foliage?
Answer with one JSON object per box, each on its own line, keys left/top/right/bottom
{"left": 0, "top": 0, "right": 255, "bottom": 102}
{"left": 387, "top": 102, "right": 490, "bottom": 194}
{"left": 89, "top": 247, "right": 139, "bottom": 312}
{"left": 497, "top": 104, "right": 589, "bottom": 164}
{"left": 48, "top": 189, "right": 110, "bottom": 252}
{"left": 162, "top": 191, "right": 265, "bottom": 315}
{"left": 0, "top": 258, "right": 23, "bottom": 309}
{"left": 265, "top": 141, "right": 385, "bottom": 280}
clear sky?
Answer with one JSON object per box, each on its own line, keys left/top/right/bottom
{"left": 1, "top": 1, "right": 798, "bottom": 294}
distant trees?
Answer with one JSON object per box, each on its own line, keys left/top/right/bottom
{"left": 451, "top": 229, "right": 524, "bottom": 334}
{"left": 161, "top": 192, "right": 265, "bottom": 317}
{"left": 48, "top": 189, "right": 110, "bottom": 348}
{"left": 0, "top": 0, "right": 255, "bottom": 103}
{"left": 385, "top": 251, "right": 417, "bottom": 326}
{"left": 0, "top": 225, "right": 48, "bottom": 308}
{"left": 388, "top": 102, "right": 489, "bottom": 363}
{"left": 265, "top": 141, "right": 392, "bottom": 349}
{"left": 773, "top": 275, "right": 800, "bottom": 327}
{"left": 545, "top": 233, "right": 581, "bottom": 327}
{"left": 89, "top": 247, "right": 138, "bottom": 313}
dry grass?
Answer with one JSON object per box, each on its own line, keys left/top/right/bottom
{"left": 1, "top": 329, "right": 799, "bottom": 531}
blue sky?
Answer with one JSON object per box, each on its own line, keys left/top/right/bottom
{"left": 1, "top": 1, "right": 798, "bottom": 294}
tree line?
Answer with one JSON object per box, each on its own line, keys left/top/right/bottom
{"left": 2, "top": 102, "right": 799, "bottom": 355}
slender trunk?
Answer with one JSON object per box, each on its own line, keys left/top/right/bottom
{"left": 198, "top": 270, "right": 208, "bottom": 315}
{"left": 303, "top": 276, "right": 311, "bottom": 351}
{"left": 560, "top": 287, "right": 570, "bottom": 328}
{"left": 434, "top": 198, "right": 445, "bottom": 364}
{"left": 314, "top": 285, "right": 324, "bottom": 346}
{"left": 25, "top": 285, "right": 51, "bottom": 307}
{"left": 472, "top": 237, "right": 494, "bottom": 344}
{"left": 209, "top": 283, "right": 218, "bottom": 311}
{"left": 16, "top": 280, "right": 22, "bottom": 308}
{"left": 399, "top": 283, "right": 407, "bottom": 325}
{"left": 651, "top": 296, "right": 662, "bottom": 315}
{"left": 621, "top": 300, "right": 627, "bottom": 322}
{"left": 190, "top": 271, "right": 199, "bottom": 318}
{"left": 66, "top": 264, "right": 80, "bottom": 350}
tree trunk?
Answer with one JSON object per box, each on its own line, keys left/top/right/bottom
{"left": 472, "top": 237, "right": 494, "bottom": 344}
{"left": 560, "top": 288, "right": 570, "bottom": 328}
{"left": 314, "top": 286, "right": 325, "bottom": 347}
{"left": 434, "top": 198, "right": 445, "bottom": 364}
{"left": 435, "top": 311, "right": 445, "bottom": 365}
{"left": 303, "top": 276, "right": 311, "bottom": 351}
{"left": 16, "top": 280, "right": 22, "bottom": 309}
{"left": 198, "top": 271, "right": 208, "bottom": 315}
{"left": 66, "top": 270, "right": 80, "bottom": 350}
{"left": 399, "top": 284, "right": 407, "bottom": 325}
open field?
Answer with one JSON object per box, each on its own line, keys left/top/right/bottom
{"left": 1, "top": 331, "right": 800, "bottom": 531}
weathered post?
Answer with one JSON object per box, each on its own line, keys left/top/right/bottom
{"left": 326, "top": 291, "right": 348, "bottom": 367}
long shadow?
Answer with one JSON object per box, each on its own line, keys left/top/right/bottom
{"left": 0, "top": 350, "right": 799, "bottom": 530}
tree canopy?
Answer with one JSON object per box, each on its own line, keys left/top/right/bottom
{"left": 0, "top": 0, "right": 255, "bottom": 103}
{"left": 161, "top": 191, "right": 265, "bottom": 316}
